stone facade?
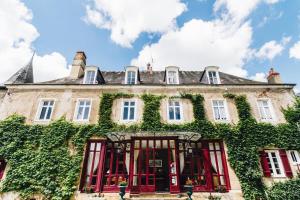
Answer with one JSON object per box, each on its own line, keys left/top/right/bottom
{"left": 0, "top": 52, "right": 298, "bottom": 200}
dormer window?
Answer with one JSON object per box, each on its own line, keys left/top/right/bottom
{"left": 84, "top": 68, "right": 97, "bottom": 84}
{"left": 127, "top": 71, "right": 136, "bottom": 84}
{"left": 204, "top": 66, "right": 220, "bottom": 84}
{"left": 208, "top": 71, "right": 218, "bottom": 84}
{"left": 125, "top": 66, "right": 139, "bottom": 85}
{"left": 166, "top": 66, "right": 179, "bottom": 84}
{"left": 167, "top": 71, "right": 178, "bottom": 84}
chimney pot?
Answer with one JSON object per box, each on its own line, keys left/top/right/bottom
{"left": 267, "top": 67, "right": 282, "bottom": 84}
{"left": 147, "top": 63, "right": 153, "bottom": 74}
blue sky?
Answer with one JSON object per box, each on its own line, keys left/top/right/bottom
{"left": 0, "top": 0, "right": 300, "bottom": 92}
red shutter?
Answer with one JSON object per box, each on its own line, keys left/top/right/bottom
{"left": 279, "top": 149, "right": 293, "bottom": 178}
{"left": 259, "top": 151, "right": 271, "bottom": 177}
{"left": 0, "top": 160, "right": 6, "bottom": 180}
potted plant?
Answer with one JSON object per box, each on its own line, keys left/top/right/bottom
{"left": 118, "top": 177, "right": 127, "bottom": 200}
{"left": 208, "top": 194, "right": 221, "bottom": 200}
{"left": 184, "top": 177, "right": 194, "bottom": 200}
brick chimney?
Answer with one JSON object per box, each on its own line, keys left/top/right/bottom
{"left": 147, "top": 63, "right": 153, "bottom": 74}
{"left": 70, "top": 51, "right": 86, "bottom": 79}
{"left": 267, "top": 68, "right": 282, "bottom": 84}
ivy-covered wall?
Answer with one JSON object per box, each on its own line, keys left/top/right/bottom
{"left": 0, "top": 93, "right": 299, "bottom": 200}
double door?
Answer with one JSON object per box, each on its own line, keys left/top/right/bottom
{"left": 130, "top": 138, "right": 180, "bottom": 193}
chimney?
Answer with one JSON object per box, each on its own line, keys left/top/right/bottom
{"left": 267, "top": 68, "right": 282, "bottom": 84}
{"left": 147, "top": 63, "right": 153, "bottom": 74}
{"left": 70, "top": 51, "right": 86, "bottom": 79}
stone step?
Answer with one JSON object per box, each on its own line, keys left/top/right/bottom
{"left": 129, "top": 193, "right": 188, "bottom": 200}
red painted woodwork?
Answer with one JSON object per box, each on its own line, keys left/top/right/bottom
{"left": 102, "top": 141, "right": 130, "bottom": 192}
{"left": 80, "top": 140, "right": 106, "bottom": 192}
{"left": 80, "top": 139, "right": 231, "bottom": 194}
{"left": 0, "top": 159, "right": 6, "bottom": 180}
{"left": 259, "top": 150, "right": 271, "bottom": 177}
{"left": 279, "top": 149, "right": 293, "bottom": 178}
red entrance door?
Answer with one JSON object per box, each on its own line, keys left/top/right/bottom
{"left": 129, "top": 138, "right": 180, "bottom": 193}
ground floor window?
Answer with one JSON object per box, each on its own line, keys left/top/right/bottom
{"left": 80, "top": 138, "right": 230, "bottom": 193}
{"left": 260, "top": 149, "right": 293, "bottom": 178}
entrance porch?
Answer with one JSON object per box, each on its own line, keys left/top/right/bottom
{"left": 79, "top": 134, "right": 231, "bottom": 194}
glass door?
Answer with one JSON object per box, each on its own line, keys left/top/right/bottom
{"left": 129, "top": 138, "right": 180, "bottom": 193}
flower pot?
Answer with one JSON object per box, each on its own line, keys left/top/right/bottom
{"left": 184, "top": 185, "right": 193, "bottom": 200}
{"left": 118, "top": 185, "right": 127, "bottom": 200}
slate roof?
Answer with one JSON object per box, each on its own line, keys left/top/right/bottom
{"left": 5, "top": 54, "right": 34, "bottom": 84}
{"left": 38, "top": 69, "right": 265, "bottom": 85}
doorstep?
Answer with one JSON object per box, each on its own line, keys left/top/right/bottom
{"left": 129, "top": 193, "right": 187, "bottom": 200}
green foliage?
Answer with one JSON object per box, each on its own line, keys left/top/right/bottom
{"left": 0, "top": 92, "right": 300, "bottom": 200}
{"left": 267, "top": 178, "right": 300, "bottom": 200}
{"left": 282, "top": 97, "right": 300, "bottom": 124}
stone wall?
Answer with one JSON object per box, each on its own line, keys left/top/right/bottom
{"left": 0, "top": 85, "right": 295, "bottom": 125}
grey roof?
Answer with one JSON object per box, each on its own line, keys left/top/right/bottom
{"left": 5, "top": 54, "right": 34, "bottom": 84}
{"left": 37, "top": 70, "right": 265, "bottom": 85}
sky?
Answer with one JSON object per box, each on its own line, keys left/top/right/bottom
{"left": 0, "top": 0, "right": 299, "bottom": 92}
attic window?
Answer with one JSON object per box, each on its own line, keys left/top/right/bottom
{"left": 207, "top": 71, "right": 220, "bottom": 84}
{"left": 167, "top": 70, "right": 179, "bottom": 84}
{"left": 126, "top": 71, "right": 136, "bottom": 85}
{"left": 84, "top": 70, "right": 97, "bottom": 84}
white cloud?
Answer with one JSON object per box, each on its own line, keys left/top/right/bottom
{"left": 255, "top": 37, "right": 291, "bottom": 60}
{"left": 249, "top": 72, "right": 267, "bottom": 82}
{"left": 0, "top": 0, "right": 69, "bottom": 84}
{"left": 131, "top": 19, "right": 252, "bottom": 77}
{"left": 131, "top": 0, "right": 281, "bottom": 78}
{"left": 213, "top": 0, "right": 279, "bottom": 23}
{"left": 289, "top": 40, "right": 300, "bottom": 60}
{"left": 84, "top": 0, "right": 187, "bottom": 48}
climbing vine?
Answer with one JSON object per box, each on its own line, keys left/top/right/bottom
{"left": 0, "top": 92, "right": 299, "bottom": 200}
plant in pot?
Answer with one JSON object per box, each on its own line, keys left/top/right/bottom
{"left": 118, "top": 177, "right": 127, "bottom": 200}
{"left": 184, "top": 177, "right": 194, "bottom": 200}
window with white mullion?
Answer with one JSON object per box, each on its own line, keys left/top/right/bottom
{"left": 167, "top": 71, "right": 178, "bottom": 84}
{"left": 258, "top": 100, "right": 273, "bottom": 120}
{"left": 212, "top": 100, "right": 227, "bottom": 121}
{"left": 75, "top": 100, "right": 91, "bottom": 121}
{"left": 38, "top": 100, "right": 54, "bottom": 121}
{"left": 208, "top": 71, "right": 219, "bottom": 84}
{"left": 266, "top": 151, "right": 284, "bottom": 177}
{"left": 84, "top": 70, "right": 96, "bottom": 84}
{"left": 126, "top": 71, "right": 136, "bottom": 85}
{"left": 122, "top": 100, "right": 135, "bottom": 121}
{"left": 168, "top": 100, "right": 181, "bottom": 120}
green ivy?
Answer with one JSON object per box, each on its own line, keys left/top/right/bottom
{"left": 0, "top": 93, "right": 299, "bottom": 200}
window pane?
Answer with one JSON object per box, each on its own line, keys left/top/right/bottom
{"left": 83, "top": 107, "right": 90, "bottom": 120}
{"left": 124, "top": 101, "right": 129, "bottom": 106}
{"left": 175, "top": 107, "right": 181, "bottom": 120}
{"left": 129, "top": 107, "right": 135, "bottom": 120}
{"left": 46, "top": 107, "right": 52, "bottom": 119}
{"left": 77, "top": 107, "right": 84, "bottom": 120}
{"left": 40, "top": 107, "right": 47, "bottom": 119}
{"left": 169, "top": 107, "right": 174, "bottom": 120}
{"left": 123, "top": 107, "right": 128, "bottom": 120}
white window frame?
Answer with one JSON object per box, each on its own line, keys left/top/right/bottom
{"left": 125, "top": 70, "right": 137, "bottom": 85}
{"left": 288, "top": 150, "right": 300, "bottom": 165}
{"left": 35, "top": 98, "right": 55, "bottom": 121}
{"left": 166, "top": 70, "right": 179, "bottom": 84}
{"left": 206, "top": 70, "right": 220, "bottom": 84}
{"left": 73, "top": 98, "right": 92, "bottom": 122}
{"left": 257, "top": 99, "right": 275, "bottom": 122}
{"left": 83, "top": 69, "right": 97, "bottom": 84}
{"left": 265, "top": 150, "right": 285, "bottom": 178}
{"left": 211, "top": 99, "right": 230, "bottom": 122}
{"left": 121, "top": 99, "right": 137, "bottom": 122}
{"left": 167, "top": 99, "right": 183, "bottom": 122}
